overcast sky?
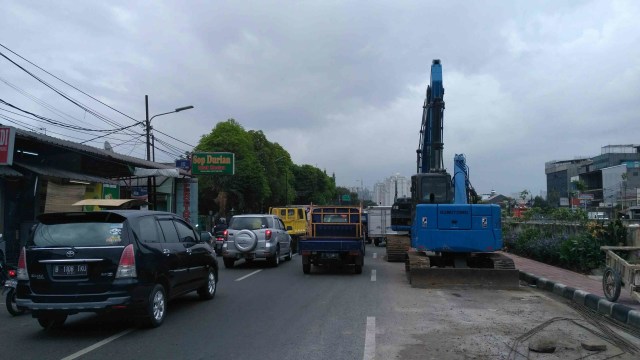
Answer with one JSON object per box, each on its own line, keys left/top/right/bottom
{"left": 1, "top": 0, "right": 639, "bottom": 197}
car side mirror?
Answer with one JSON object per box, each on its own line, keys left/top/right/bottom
{"left": 200, "top": 231, "right": 212, "bottom": 243}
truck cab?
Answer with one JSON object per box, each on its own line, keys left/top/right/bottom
{"left": 269, "top": 207, "right": 309, "bottom": 252}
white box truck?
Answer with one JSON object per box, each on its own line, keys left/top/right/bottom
{"left": 366, "top": 206, "right": 403, "bottom": 247}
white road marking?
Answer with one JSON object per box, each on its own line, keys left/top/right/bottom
{"left": 61, "top": 328, "right": 135, "bottom": 360}
{"left": 371, "top": 269, "right": 376, "bottom": 282}
{"left": 372, "top": 253, "right": 377, "bottom": 259}
{"left": 235, "top": 269, "right": 263, "bottom": 281}
{"left": 363, "top": 316, "right": 376, "bottom": 360}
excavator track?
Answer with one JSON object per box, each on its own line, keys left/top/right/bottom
{"left": 386, "top": 235, "right": 411, "bottom": 262}
{"left": 487, "top": 253, "right": 516, "bottom": 270}
{"left": 406, "top": 250, "right": 519, "bottom": 289}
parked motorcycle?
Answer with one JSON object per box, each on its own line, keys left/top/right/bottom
{"left": 3, "top": 266, "right": 26, "bottom": 316}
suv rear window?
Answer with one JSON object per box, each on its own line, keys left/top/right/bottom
{"left": 33, "top": 222, "right": 126, "bottom": 247}
{"left": 32, "top": 212, "right": 128, "bottom": 247}
{"left": 229, "top": 216, "right": 268, "bottom": 230}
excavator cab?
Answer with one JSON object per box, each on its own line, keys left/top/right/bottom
{"left": 411, "top": 172, "right": 453, "bottom": 206}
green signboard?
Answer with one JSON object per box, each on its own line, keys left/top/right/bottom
{"left": 191, "top": 152, "right": 235, "bottom": 175}
{"left": 103, "top": 184, "right": 119, "bottom": 199}
{"left": 341, "top": 194, "right": 351, "bottom": 202}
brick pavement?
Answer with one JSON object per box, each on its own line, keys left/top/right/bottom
{"left": 500, "top": 251, "right": 640, "bottom": 311}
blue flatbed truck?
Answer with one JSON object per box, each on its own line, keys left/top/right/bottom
{"left": 299, "top": 206, "right": 365, "bottom": 274}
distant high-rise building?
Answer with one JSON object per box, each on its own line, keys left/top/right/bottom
{"left": 372, "top": 174, "right": 410, "bottom": 205}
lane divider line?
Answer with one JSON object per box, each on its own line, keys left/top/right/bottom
{"left": 371, "top": 269, "right": 376, "bottom": 282}
{"left": 372, "top": 253, "right": 377, "bottom": 259}
{"left": 235, "top": 269, "right": 263, "bottom": 282}
{"left": 61, "top": 328, "right": 135, "bottom": 360}
{"left": 363, "top": 316, "right": 376, "bottom": 360}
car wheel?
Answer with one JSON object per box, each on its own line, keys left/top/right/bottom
{"left": 6, "top": 288, "right": 26, "bottom": 316}
{"left": 223, "top": 257, "right": 235, "bottom": 269}
{"left": 37, "top": 313, "right": 67, "bottom": 330}
{"left": 270, "top": 248, "right": 280, "bottom": 267}
{"left": 142, "top": 284, "right": 167, "bottom": 328}
{"left": 285, "top": 247, "right": 292, "bottom": 261}
{"left": 198, "top": 268, "right": 217, "bottom": 300}
{"left": 303, "top": 263, "right": 311, "bottom": 274}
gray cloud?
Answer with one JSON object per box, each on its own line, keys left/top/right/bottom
{"left": 1, "top": 0, "right": 639, "bottom": 197}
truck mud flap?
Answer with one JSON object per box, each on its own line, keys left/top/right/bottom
{"left": 409, "top": 268, "right": 520, "bottom": 290}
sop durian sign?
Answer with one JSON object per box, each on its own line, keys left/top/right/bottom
{"left": 191, "top": 152, "right": 235, "bottom": 175}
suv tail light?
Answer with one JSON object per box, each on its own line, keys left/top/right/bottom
{"left": 115, "top": 244, "right": 137, "bottom": 279}
{"left": 265, "top": 229, "right": 272, "bottom": 240}
{"left": 17, "top": 247, "right": 28, "bottom": 280}
{"left": 223, "top": 229, "right": 228, "bottom": 241}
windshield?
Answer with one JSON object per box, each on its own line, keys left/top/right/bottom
{"left": 420, "top": 177, "right": 449, "bottom": 203}
{"left": 229, "top": 217, "right": 268, "bottom": 230}
{"left": 32, "top": 222, "right": 126, "bottom": 247}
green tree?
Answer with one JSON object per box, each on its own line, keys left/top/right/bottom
{"left": 196, "top": 119, "right": 269, "bottom": 214}
{"left": 292, "top": 164, "right": 336, "bottom": 205}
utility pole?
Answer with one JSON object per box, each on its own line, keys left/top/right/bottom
{"left": 143, "top": 97, "right": 194, "bottom": 211}
{"left": 145, "top": 95, "right": 152, "bottom": 210}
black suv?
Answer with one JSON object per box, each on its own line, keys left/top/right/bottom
{"left": 15, "top": 210, "right": 218, "bottom": 329}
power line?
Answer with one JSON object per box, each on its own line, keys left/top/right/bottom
{"left": 0, "top": 49, "right": 142, "bottom": 138}
{"left": 0, "top": 99, "right": 138, "bottom": 133}
{"left": 0, "top": 111, "right": 141, "bottom": 146}
{"left": 155, "top": 136, "right": 188, "bottom": 155}
{"left": 0, "top": 43, "right": 192, "bottom": 162}
{"left": 153, "top": 128, "right": 195, "bottom": 148}
{"left": 0, "top": 42, "right": 140, "bottom": 124}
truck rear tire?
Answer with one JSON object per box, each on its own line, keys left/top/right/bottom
{"left": 374, "top": 238, "right": 380, "bottom": 247}
{"left": 354, "top": 264, "right": 363, "bottom": 274}
{"left": 223, "top": 258, "right": 235, "bottom": 268}
{"left": 303, "top": 263, "right": 311, "bottom": 274}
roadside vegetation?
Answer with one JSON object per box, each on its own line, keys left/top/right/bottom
{"left": 195, "top": 119, "right": 367, "bottom": 217}
{"left": 503, "top": 204, "right": 627, "bottom": 274}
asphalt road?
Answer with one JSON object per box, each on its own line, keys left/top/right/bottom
{"left": 2, "top": 244, "right": 640, "bottom": 359}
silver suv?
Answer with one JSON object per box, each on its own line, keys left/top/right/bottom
{"left": 222, "top": 214, "right": 293, "bottom": 268}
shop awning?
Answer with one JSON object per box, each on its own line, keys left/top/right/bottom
{"left": 133, "top": 168, "right": 181, "bottom": 177}
{"left": 72, "top": 199, "right": 149, "bottom": 209}
{"left": 0, "top": 165, "right": 23, "bottom": 177}
{"left": 14, "top": 162, "right": 119, "bottom": 185}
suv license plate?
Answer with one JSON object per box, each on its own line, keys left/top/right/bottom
{"left": 53, "top": 264, "right": 88, "bottom": 276}
{"left": 4, "top": 279, "right": 17, "bottom": 288}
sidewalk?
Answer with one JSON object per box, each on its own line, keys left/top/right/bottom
{"left": 500, "top": 252, "right": 640, "bottom": 311}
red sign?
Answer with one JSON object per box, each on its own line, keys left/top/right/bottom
{"left": 0, "top": 126, "right": 16, "bottom": 165}
{"left": 183, "top": 181, "right": 191, "bottom": 222}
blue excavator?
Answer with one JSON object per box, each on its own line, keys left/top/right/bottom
{"left": 391, "top": 59, "right": 518, "bottom": 288}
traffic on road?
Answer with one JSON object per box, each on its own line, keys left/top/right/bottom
{"left": 2, "top": 239, "right": 639, "bottom": 360}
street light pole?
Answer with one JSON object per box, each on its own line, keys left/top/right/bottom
{"left": 144, "top": 95, "right": 194, "bottom": 210}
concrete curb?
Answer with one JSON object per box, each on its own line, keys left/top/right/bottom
{"left": 519, "top": 271, "right": 640, "bottom": 330}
